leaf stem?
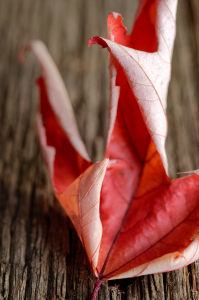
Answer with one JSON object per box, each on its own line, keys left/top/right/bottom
{"left": 91, "top": 278, "right": 102, "bottom": 300}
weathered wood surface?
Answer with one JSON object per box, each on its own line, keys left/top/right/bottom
{"left": 0, "top": 0, "right": 199, "bottom": 299}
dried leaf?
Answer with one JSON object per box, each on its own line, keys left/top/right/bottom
{"left": 21, "top": 0, "right": 199, "bottom": 299}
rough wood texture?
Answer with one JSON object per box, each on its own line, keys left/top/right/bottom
{"left": 0, "top": 0, "right": 199, "bottom": 299}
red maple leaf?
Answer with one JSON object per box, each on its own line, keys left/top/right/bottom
{"left": 20, "top": 0, "right": 199, "bottom": 299}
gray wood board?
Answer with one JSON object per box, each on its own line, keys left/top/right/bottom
{"left": 0, "top": 0, "right": 199, "bottom": 299}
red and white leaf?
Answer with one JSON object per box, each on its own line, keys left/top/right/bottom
{"left": 88, "top": 0, "right": 199, "bottom": 281}
{"left": 57, "top": 158, "right": 108, "bottom": 269}
{"left": 22, "top": 0, "right": 199, "bottom": 299}
{"left": 20, "top": 41, "right": 91, "bottom": 193}
{"left": 89, "top": 0, "right": 178, "bottom": 173}
{"left": 100, "top": 174, "right": 199, "bottom": 279}
{"left": 20, "top": 41, "right": 108, "bottom": 271}
{"left": 111, "top": 233, "right": 199, "bottom": 279}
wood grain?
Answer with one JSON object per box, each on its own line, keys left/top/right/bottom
{"left": 0, "top": 0, "right": 199, "bottom": 299}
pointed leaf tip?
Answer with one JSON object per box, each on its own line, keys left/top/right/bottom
{"left": 178, "top": 170, "right": 199, "bottom": 176}
{"left": 88, "top": 37, "right": 108, "bottom": 48}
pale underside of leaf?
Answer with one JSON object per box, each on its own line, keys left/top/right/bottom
{"left": 56, "top": 158, "right": 108, "bottom": 270}
{"left": 36, "top": 112, "right": 56, "bottom": 188}
{"left": 105, "top": 13, "right": 120, "bottom": 148}
{"left": 106, "top": 55, "right": 120, "bottom": 148}
{"left": 178, "top": 170, "right": 199, "bottom": 175}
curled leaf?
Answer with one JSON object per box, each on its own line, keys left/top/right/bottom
{"left": 22, "top": 0, "right": 199, "bottom": 299}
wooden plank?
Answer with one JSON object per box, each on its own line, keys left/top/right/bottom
{"left": 0, "top": 0, "right": 199, "bottom": 299}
